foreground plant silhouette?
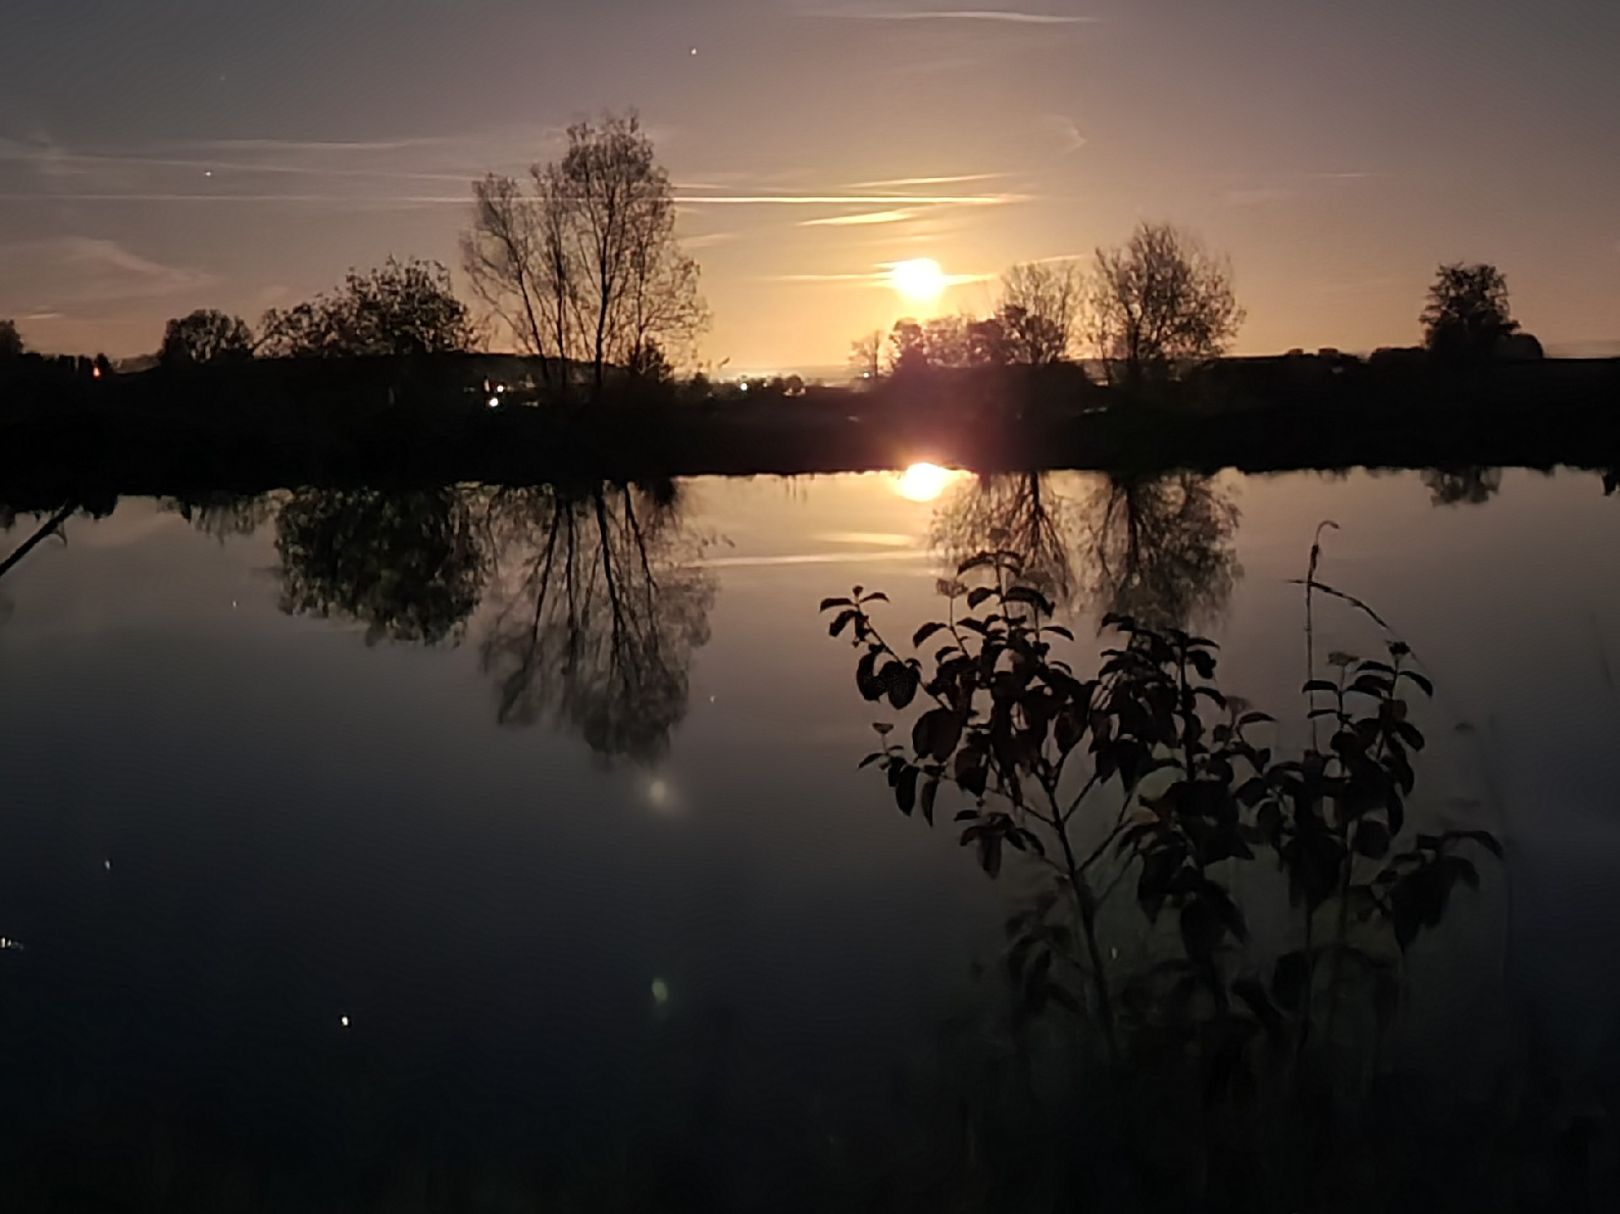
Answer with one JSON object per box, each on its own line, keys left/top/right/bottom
{"left": 822, "top": 546, "right": 1499, "bottom": 1077}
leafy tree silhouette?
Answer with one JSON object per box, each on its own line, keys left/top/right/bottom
{"left": 159, "top": 309, "right": 255, "bottom": 366}
{"left": 260, "top": 258, "right": 474, "bottom": 358}
{"left": 1421, "top": 262, "right": 1519, "bottom": 362}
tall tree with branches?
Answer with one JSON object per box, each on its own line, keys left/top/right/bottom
{"left": 463, "top": 112, "right": 707, "bottom": 399}
{"left": 998, "top": 261, "right": 1082, "bottom": 365}
{"left": 464, "top": 172, "right": 575, "bottom": 388}
{"left": 1086, "top": 223, "right": 1244, "bottom": 386}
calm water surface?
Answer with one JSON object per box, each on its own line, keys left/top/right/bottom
{"left": 2, "top": 467, "right": 1619, "bottom": 1209}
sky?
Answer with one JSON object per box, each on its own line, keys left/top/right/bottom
{"left": 2, "top": 0, "right": 1618, "bottom": 369}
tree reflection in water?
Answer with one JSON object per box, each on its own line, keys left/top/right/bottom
{"left": 933, "top": 471, "right": 1241, "bottom": 630}
{"left": 478, "top": 481, "right": 714, "bottom": 765}
{"left": 1081, "top": 473, "right": 1241, "bottom": 629}
{"left": 275, "top": 487, "right": 487, "bottom": 645}
{"left": 932, "top": 472, "right": 1079, "bottom": 608}
{"left": 260, "top": 481, "right": 714, "bottom": 762}
{"left": 1422, "top": 466, "right": 1503, "bottom": 507}
{"left": 162, "top": 491, "right": 277, "bottom": 543}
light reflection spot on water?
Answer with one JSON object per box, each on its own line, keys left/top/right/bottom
{"left": 893, "top": 462, "right": 968, "bottom": 503}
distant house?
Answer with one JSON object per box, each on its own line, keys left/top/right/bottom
{"left": 1496, "top": 332, "right": 1545, "bottom": 360}
{"left": 1369, "top": 346, "right": 1428, "bottom": 371}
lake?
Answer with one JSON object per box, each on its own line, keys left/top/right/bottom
{"left": 3, "top": 466, "right": 1619, "bottom": 1210}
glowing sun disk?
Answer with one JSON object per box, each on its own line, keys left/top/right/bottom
{"left": 889, "top": 257, "right": 947, "bottom": 303}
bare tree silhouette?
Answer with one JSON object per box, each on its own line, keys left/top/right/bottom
{"left": 464, "top": 112, "right": 707, "bottom": 397}
{"left": 998, "top": 261, "right": 1082, "bottom": 365}
{"left": 849, "top": 330, "right": 884, "bottom": 381}
{"left": 1087, "top": 223, "right": 1244, "bottom": 386}
{"left": 0, "top": 502, "right": 76, "bottom": 582}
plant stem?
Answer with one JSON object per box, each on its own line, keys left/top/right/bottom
{"left": 1053, "top": 820, "right": 1119, "bottom": 1064}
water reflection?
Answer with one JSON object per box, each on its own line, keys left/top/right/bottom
{"left": 932, "top": 472, "right": 1079, "bottom": 606}
{"left": 478, "top": 482, "right": 714, "bottom": 764}
{"left": 213, "top": 482, "right": 719, "bottom": 761}
{"left": 931, "top": 471, "right": 1240, "bottom": 628}
{"left": 0, "top": 501, "right": 80, "bottom": 583}
{"left": 275, "top": 487, "right": 487, "bottom": 645}
{"left": 162, "top": 490, "right": 276, "bottom": 543}
{"left": 894, "top": 461, "right": 971, "bottom": 503}
{"left": 1081, "top": 473, "right": 1240, "bottom": 628}
{"left": 1423, "top": 466, "right": 1504, "bottom": 507}
{"left": 4, "top": 470, "right": 1620, "bottom": 1207}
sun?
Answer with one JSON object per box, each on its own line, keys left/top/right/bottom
{"left": 888, "top": 257, "right": 948, "bottom": 304}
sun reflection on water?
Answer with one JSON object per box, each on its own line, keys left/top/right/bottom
{"left": 893, "top": 462, "right": 966, "bottom": 503}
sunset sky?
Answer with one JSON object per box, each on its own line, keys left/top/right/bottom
{"left": 3, "top": 0, "right": 1618, "bottom": 368}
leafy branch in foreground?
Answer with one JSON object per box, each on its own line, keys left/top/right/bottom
{"left": 822, "top": 547, "right": 1499, "bottom": 1070}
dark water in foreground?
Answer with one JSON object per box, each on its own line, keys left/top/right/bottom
{"left": 2, "top": 467, "right": 1619, "bottom": 1210}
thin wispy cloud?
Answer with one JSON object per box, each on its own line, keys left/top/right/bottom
{"left": 768, "top": 271, "right": 885, "bottom": 284}
{"left": 673, "top": 192, "right": 1026, "bottom": 206}
{"left": 0, "top": 188, "right": 1032, "bottom": 216}
{"left": 181, "top": 136, "right": 474, "bottom": 155}
{"left": 0, "top": 192, "right": 468, "bottom": 208}
{"left": 765, "top": 265, "right": 995, "bottom": 288}
{"left": 1042, "top": 114, "right": 1088, "bottom": 155}
{"left": 0, "top": 236, "right": 214, "bottom": 309}
{"left": 808, "top": 8, "right": 1098, "bottom": 25}
{"left": 0, "top": 145, "right": 472, "bottom": 184}
{"left": 802, "top": 209, "right": 920, "bottom": 227}
{"left": 0, "top": 130, "right": 578, "bottom": 199}
{"left": 681, "top": 231, "right": 741, "bottom": 249}
{"left": 844, "top": 172, "right": 1009, "bottom": 188}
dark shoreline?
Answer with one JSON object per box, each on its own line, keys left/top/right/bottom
{"left": 3, "top": 356, "right": 1617, "bottom": 506}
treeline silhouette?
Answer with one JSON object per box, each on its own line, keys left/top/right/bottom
{"left": 3, "top": 111, "right": 1618, "bottom": 500}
